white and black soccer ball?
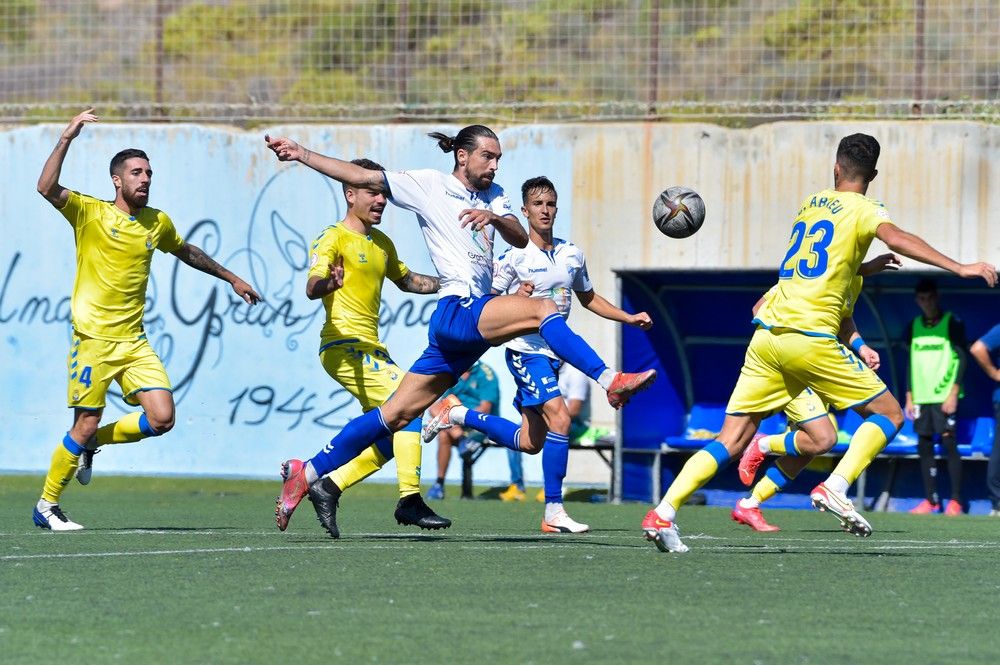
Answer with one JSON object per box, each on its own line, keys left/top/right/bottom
{"left": 652, "top": 187, "right": 706, "bottom": 239}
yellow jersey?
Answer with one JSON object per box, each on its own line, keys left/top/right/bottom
{"left": 755, "top": 189, "right": 892, "bottom": 337}
{"left": 59, "top": 191, "right": 184, "bottom": 341}
{"left": 308, "top": 223, "right": 409, "bottom": 349}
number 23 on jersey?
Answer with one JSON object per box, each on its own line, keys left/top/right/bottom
{"left": 778, "top": 219, "right": 834, "bottom": 279}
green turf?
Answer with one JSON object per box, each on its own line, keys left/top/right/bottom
{"left": 2, "top": 475, "right": 999, "bottom": 664}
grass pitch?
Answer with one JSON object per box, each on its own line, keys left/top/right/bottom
{"left": 2, "top": 475, "right": 998, "bottom": 664}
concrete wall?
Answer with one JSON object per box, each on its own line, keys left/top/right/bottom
{"left": 2, "top": 121, "right": 997, "bottom": 484}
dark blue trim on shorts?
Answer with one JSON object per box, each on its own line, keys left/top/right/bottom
{"left": 318, "top": 338, "right": 362, "bottom": 354}
{"left": 843, "top": 386, "right": 888, "bottom": 410}
{"left": 750, "top": 318, "right": 837, "bottom": 339}
{"left": 795, "top": 411, "right": 830, "bottom": 426}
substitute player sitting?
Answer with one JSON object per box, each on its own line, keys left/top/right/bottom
{"left": 33, "top": 109, "right": 261, "bottom": 530}
{"left": 733, "top": 253, "right": 901, "bottom": 532}
{"left": 642, "top": 133, "right": 996, "bottom": 553}
{"left": 301, "top": 158, "right": 447, "bottom": 538}
{"left": 422, "top": 176, "right": 653, "bottom": 533}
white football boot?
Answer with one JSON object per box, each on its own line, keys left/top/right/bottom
{"left": 641, "top": 509, "right": 689, "bottom": 553}
{"left": 33, "top": 501, "right": 84, "bottom": 531}
{"left": 541, "top": 506, "right": 590, "bottom": 534}
{"left": 421, "top": 394, "right": 462, "bottom": 443}
{"left": 810, "top": 482, "right": 872, "bottom": 537}
{"left": 76, "top": 447, "right": 98, "bottom": 485}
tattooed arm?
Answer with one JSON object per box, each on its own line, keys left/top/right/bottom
{"left": 172, "top": 243, "right": 262, "bottom": 305}
{"left": 393, "top": 271, "right": 439, "bottom": 295}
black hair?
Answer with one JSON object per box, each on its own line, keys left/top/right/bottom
{"left": 342, "top": 157, "right": 386, "bottom": 195}
{"left": 427, "top": 125, "right": 499, "bottom": 166}
{"left": 915, "top": 278, "right": 938, "bottom": 294}
{"left": 109, "top": 148, "right": 149, "bottom": 177}
{"left": 521, "top": 176, "right": 557, "bottom": 203}
{"left": 836, "top": 133, "right": 880, "bottom": 183}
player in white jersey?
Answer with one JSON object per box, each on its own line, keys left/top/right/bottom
{"left": 265, "top": 127, "right": 657, "bottom": 531}
{"left": 422, "top": 176, "right": 652, "bottom": 533}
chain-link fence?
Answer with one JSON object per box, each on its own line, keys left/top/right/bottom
{"left": 1, "top": 0, "right": 997, "bottom": 124}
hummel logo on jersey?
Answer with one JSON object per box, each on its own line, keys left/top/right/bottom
{"left": 528, "top": 267, "right": 548, "bottom": 274}
{"left": 445, "top": 191, "right": 466, "bottom": 202}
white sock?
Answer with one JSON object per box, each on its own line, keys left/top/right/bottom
{"left": 37, "top": 499, "right": 55, "bottom": 510}
{"left": 739, "top": 496, "right": 760, "bottom": 509}
{"left": 597, "top": 368, "right": 615, "bottom": 390}
{"left": 545, "top": 502, "right": 564, "bottom": 521}
{"left": 304, "top": 461, "right": 319, "bottom": 485}
{"left": 757, "top": 437, "right": 770, "bottom": 453}
{"left": 654, "top": 500, "right": 676, "bottom": 522}
{"left": 449, "top": 405, "right": 469, "bottom": 425}
{"left": 824, "top": 474, "right": 849, "bottom": 495}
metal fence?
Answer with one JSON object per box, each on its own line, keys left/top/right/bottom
{"left": 1, "top": 0, "right": 997, "bottom": 123}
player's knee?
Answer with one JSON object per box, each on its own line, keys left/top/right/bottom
{"left": 520, "top": 439, "right": 543, "bottom": 455}
{"left": 546, "top": 410, "right": 571, "bottom": 435}
{"left": 144, "top": 411, "right": 174, "bottom": 435}
{"left": 533, "top": 298, "right": 558, "bottom": 322}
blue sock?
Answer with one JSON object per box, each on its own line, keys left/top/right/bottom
{"left": 508, "top": 449, "right": 524, "bottom": 489}
{"left": 373, "top": 435, "right": 394, "bottom": 461}
{"left": 542, "top": 432, "right": 570, "bottom": 503}
{"left": 308, "top": 408, "right": 392, "bottom": 477}
{"left": 462, "top": 410, "right": 521, "bottom": 451}
{"left": 538, "top": 313, "right": 607, "bottom": 381}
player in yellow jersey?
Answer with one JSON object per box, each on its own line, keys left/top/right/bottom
{"left": 733, "top": 254, "right": 901, "bottom": 532}
{"left": 643, "top": 133, "right": 997, "bottom": 552}
{"left": 32, "top": 109, "right": 261, "bottom": 531}
{"left": 300, "top": 158, "right": 448, "bottom": 537}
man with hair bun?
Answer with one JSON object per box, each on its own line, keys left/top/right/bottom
{"left": 265, "top": 126, "right": 658, "bottom": 533}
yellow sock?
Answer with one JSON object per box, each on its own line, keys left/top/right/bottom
{"left": 831, "top": 419, "right": 892, "bottom": 485}
{"left": 392, "top": 430, "right": 422, "bottom": 498}
{"left": 764, "top": 431, "right": 800, "bottom": 456}
{"left": 41, "top": 435, "right": 83, "bottom": 503}
{"left": 750, "top": 476, "right": 780, "bottom": 504}
{"left": 663, "top": 441, "right": 728, "bottom": 510}
{"left": 329, "top": 444, "right": 388, "bottom": 492}
{"left": 95, "top": 412, "right": 146, "bottom": 445}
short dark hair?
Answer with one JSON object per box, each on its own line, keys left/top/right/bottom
{"left": 109, "top": 149, "right": 149, "bottom": 176}
{"left": 915, "top": 278, "right": 938, "bottom": 294}
{"left": 836, "top": 133, "right": 880, "bottom": 183}
{"left": 521, "top": 176, "right": 556, "bottom": 203}
{"left": 427, "top": 125, "right": 499, "bottom": 166}
{"left": 343, "top": 158, "right": 385, "bottom": 195}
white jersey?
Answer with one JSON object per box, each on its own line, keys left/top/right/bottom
{"left": 492, "top": 238, "right": 592, "bottom": 358}
{"left": 383, "top": 169, "right": 514, "bottom": 298}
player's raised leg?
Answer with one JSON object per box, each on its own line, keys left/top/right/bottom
{"left": 475, "top": 295, "right": 656, "bottom": 409}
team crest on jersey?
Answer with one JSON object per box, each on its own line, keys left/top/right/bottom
{"left": 109, "top": 227, "right": 119, "bottom": 238}
{"left": 358, "top": 252, "right": 368, "bottom": 263}
{"left": 71, "top": 390, "right": 80, "bottom": 402}
{"left": 146, "top": 234, "right": 153, "bottom": 250}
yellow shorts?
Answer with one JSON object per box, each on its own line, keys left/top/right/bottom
{"left": 68, "top": 332, "right": 172, "bottom": 409}
{"left": 727, "top": 327, "right": 886, "bottom": 417}
{"left": 783, "top": 387, "right": 828, "bottom": 424}
{"left": 319, "top": 340, "right": 403, "bottom": 411}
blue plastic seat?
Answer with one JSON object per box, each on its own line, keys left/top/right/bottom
{"left": 663, "top": 402, "right": 727, "bottom": 449}
{"left": 972, "top": 417, "right": 995, "bottom": 456}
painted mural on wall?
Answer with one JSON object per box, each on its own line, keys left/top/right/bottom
{"left": 1, "top": 124, "right": 574, "bottom": 481}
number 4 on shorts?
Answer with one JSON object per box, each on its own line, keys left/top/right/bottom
{"left": 79, "top": 366, "right": 92, "bottom": 388}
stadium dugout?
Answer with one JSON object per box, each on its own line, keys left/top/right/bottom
{"left": 615, "top": 269, "right": 998, "bottom": 511}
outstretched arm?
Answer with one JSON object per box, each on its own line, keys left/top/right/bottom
{"left": 858, "top": 252, "right": 902, "bottom": 276}
{"left": 173, "top": 243, "right": 262, "bottom": 305}
{"left": 264, "top": 135, "right": 384, "bottom": 189}
{"left": 37, "top": 108, "right": 97, "bottom": 208}
{"left": 876, "top": 224, "right": 997, "bottom": 286}
{"left": 575, "top": 289, "right": 653, "bottom": 330}
{"left": 393, "top": 271, "right": 440, "bottom": 295}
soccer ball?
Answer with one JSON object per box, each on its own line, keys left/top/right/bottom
{"left": 652, "top": 187, "right": 706, "bottom": 239}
